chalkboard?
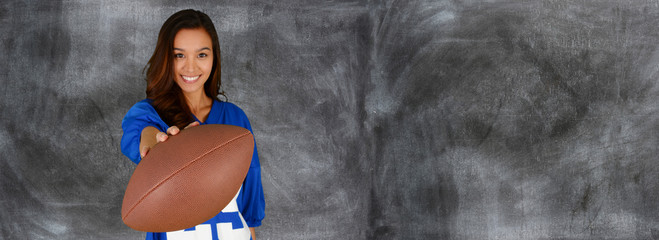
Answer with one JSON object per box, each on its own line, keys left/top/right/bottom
{"left": 1, "top": 0, "right": 658, "bottom": 239}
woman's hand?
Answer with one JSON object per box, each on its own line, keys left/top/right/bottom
{"left": 139, "top": 121, "right": 200, "bottom": 158}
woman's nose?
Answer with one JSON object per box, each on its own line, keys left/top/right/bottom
{"left": 184, "top": 58, "right": 196, "bottom": 72}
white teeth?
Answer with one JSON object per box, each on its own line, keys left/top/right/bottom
{"left": 182, "top": 75, "right": 200, "bottom": 81}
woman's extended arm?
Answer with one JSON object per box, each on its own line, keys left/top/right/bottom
{"left": 139, "top": 122, "right": 199, "bottom": 157}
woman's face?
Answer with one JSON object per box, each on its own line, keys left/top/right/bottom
{"left": 173, "top": 28, "right": 213, "bottom": 97}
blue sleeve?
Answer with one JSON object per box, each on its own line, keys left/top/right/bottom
{"left": 120, "top": 99, "right": 169, "bottom": 164}
{"left": 230, "top": 105, "right": 266, "bottom": 227}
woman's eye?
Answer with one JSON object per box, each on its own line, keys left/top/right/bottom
{"left": 174, "top": 53, "right": 184, "bottom": 58}
{"left": 198, "top": 53, "right": 208, "bottom": 58}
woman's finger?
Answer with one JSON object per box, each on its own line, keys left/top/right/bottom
{"left": 140, "top": 145, "right": 150, "bottom": 158}
{"left": 185, "top": 121, "right": 200, "bottom": 129}
{"left": 167, "top": 126, "right": 180, "bottom": 135}
{"left": 156, "top": 131, "right": 169, "bottom": 143}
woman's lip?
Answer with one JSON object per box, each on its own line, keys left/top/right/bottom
{"left": 181, "top": 75, "right": 201, "bottom": 83}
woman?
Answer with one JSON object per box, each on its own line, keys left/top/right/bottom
{"left": 120, "top": 9, "right": 265, "bottom": 240}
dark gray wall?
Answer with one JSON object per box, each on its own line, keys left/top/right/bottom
{"left": 1, "top": 0, "right": 658, "bottom": 239}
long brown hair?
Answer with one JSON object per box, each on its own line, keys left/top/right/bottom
{"left": 145, "top": 9, "right": 224, "bottom": 129}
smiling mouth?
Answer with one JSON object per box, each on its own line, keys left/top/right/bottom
{"left": 181, "top": 75, "right": 201, "bottom": 83}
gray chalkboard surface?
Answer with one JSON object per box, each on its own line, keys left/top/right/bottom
{"left": 1, "top": 1, "right": 658, "bottom": 239}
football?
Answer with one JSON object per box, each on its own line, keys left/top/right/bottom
{"left": 121, "top": 124, "right": 254, "bottom": 232}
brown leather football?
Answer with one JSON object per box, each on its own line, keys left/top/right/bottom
{"left": 121, "top": 124, "right": 254, "bottom": 232}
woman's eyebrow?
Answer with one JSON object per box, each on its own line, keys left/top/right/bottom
{"left": 173, "top": 47, "right": 211, "bottom": 52}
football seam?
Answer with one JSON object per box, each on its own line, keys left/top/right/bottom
{"left": 122, "top": 130, "right": 252, "bottom": 221}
